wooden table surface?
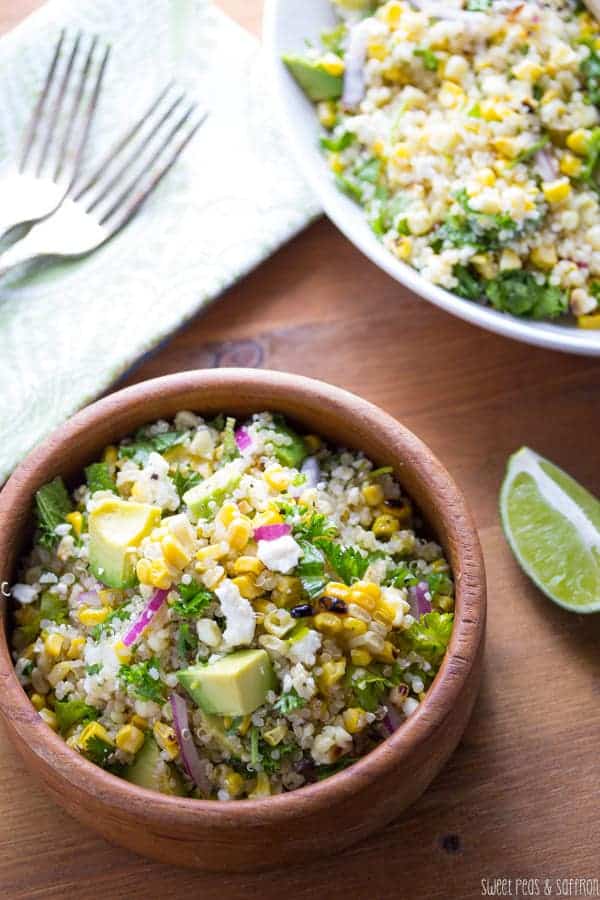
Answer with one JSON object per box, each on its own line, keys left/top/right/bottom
{"left": 2, "top": 2, "right": 600, "bottom": 898}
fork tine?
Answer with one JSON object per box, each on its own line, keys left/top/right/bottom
{"left": 65, "top": 41, "right": 111, "bottom": 190}
{"left": 72, "top": 81, "right": 175, "bottom": 202}
{"left": 53, "top": 35, "right": 100, "bottom": 182}
{"left": 103, "top": 111, "right": 207, "bottom": 233}
{"left": 19, "top": 30, "right": 65, "bottom": 172}
{"left": 83, "top": 91, "right": 186, "bottom": 214}
{"left": 35, "top": 32, "right": 82, "bottom": 177}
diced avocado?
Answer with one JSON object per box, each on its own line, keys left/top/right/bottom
{"left": 282, "top": 55, "right": 343, "bottom": 101}
{"left": 183, "top": 460, "right": 242, "bottom": 519}
{"left": 268, "top": 418, "right": 309, "bottom": 468}
{"left": 54, "top": 700, "right": 99, "bottom": 734}
{"left": 197, "top": 709, "right": 239, "bottom": 755}
{"left": 123, "top": 735, "right": 186, "bottom": 796}
{"left": 177, "top": 649, "right": 277, "bottom": 716}
{"left": 88, "top": 497, "right": 161, "bottom": 589}
{"left": 40, "top": 590, "right": 68, "bottom": 623}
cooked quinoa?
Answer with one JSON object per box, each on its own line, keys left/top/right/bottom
{"left": 284, "top": 0, "right": 600, "bottom": 327}
{"left": 11, "top": 412, "right": 454, "bottom": 800}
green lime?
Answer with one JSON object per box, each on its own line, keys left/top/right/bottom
{"left": 500, "top": 447, "right": 600, "bottom": 613}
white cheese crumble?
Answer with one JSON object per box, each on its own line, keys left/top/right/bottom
{"left": 288, "top": 629, "right": 321, "bottom": 667}
{"left": 381, "top": 585, "right": 410, "bottom": 627}
{"left": 311, "top": 725, "right": 353, "bottom": 765}
{"left": 11, "top": 583, "right": 38, "bottom": 604}
{"left": 256, "top": 535, "right": 302, "bottom": 574}
{"left": 215, "top": 579, "right": 256, "bottom": 647}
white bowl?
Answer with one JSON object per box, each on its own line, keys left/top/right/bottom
{"left": 263, "top": 0, "right": 600, "bottom": 357}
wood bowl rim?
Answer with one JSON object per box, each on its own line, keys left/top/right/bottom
{"left": 0, "top": 368, "right": 486, "bottom": 828}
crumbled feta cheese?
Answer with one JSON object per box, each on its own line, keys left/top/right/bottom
{"left": 215, "top": 579, "right": 255, "bottom": 647}
{"left": 288, "top": 663, "right": 317, "bottom": 701}
{"left": 11, "top": 583, "right": 38, "bottom": 604}
{"left": 84, "top": 638, "right": 120, "bottom": 676}
{"left": 311, "top": 725, "right": 353, "bottom": 765}
{"left": 196, "top": 619, "right": 222, "bottom": 648}
{"left": 403, "top": 697, "right": 420, "bottom": 717}
{"left": 288, "top": 629, "right": 321, "bottom": 667}
{"left": 381, "top": 585, "right": 410, "bottom": 627}
{"left": 256, "top": 535, "right": 302, "bottom": 574}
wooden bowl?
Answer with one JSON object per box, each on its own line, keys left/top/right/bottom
{"left": 0, "top": 369, "right": 485, "bottom": 872}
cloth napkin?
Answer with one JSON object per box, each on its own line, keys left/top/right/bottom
{"left": 0, "top": 0, "right": 319, "bottom": 484}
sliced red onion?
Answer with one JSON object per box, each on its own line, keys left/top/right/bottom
{"left": 300, "top": 456, "right": 320, "bottom": 489}
{"left": 383, "top": 704, "right": 404, "bottom": 734}
{"left": 342, "top": 22, "right": 368, "bottom": 109}
{"left": 415, "top": 581, "right": 432, "bottom": 616}
{"left": 170, "top": 692, "right": 211, "bottom": 795}
{"left": 534, "top": 147, "right": 558, "bottom": 181}
{"left": 235, "top": 427, "right": 253, "bottom": 453}
{"left": 78, "top": 590, "right": 99, "bottom": 606}
{"left": 122, "top": 588, "right": 168, "bottom": 647}
{"left": 253, "top": 523, "right": 291, "bottom": 542}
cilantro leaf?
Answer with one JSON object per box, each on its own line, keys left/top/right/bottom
{"left": 173, "top": 468, "right": 202, "bottom": 500}
{"left": 119, "top": 430, "right": 187, "bottom": 464}
{"left": 466, "top": 0, "right": 491, "bottom": 9}
{"left": 316, "top": 538, "right": 370, "bottom": 585}
{"left": 35, "top": 477, "right": 72, "bottom": 549}
{"left": 118, "top": 658, "right": 166, "bottom": 702}
{"left": 510, "top": 135, "right": 549, "bottom": 167}
{"left": 84, "top": 734, "right": 113, "bottom": 767}
{"left": 220, "top": 416, "right": 240, "bottom": 466}
{"left": 295, "top": 540, "right": 328, "bottom": 601}
{"left": 315, "top": 756, "right": 356, "bottom": 778}
{"left": 399, "top": 611, "right": 454, "bottom": 668}
{"left": 413, "top": 48, "right": 439, "bottom": 71}
{"left": 273, "top": 688, "right": 306, "bottom": 715}
{"left": 320, "top": 131, "right": 355, "bottom": 152}
{"left": 346, "top": 666, "right": 391, "bottom": 712}
{"left": 177, "top": 622, "right": 197, "bottom": 658}
{"left": 320, "top": 22, "right": 347, "bottom": 57}
{"left": 291, "top": 512, "right": 338, "bottom": 542}
{"left": 54, "top": 700, "right": 99, "bottom": 734}
{"left": 452, "top": 264, "right": 483, "bottom": 300}
{"left": 581, "top": 46, "right": 600, "bottom": 107}
{"left": 485, "top": 270, "right": 568, "bottom": 319}
{"left": 437, "top": 189, "right": 520, "bottom": 251}
{"left": 85, "top": 462, "right": 116, "bottom": 495}
{"left": 578, "top": 126, "right": 600, "bottom": 183}
{"left": 86, "top": 663, "right": 102, "bottom": 676}
{"left": 172, "top": 580, "right": 214, "bottom": 617}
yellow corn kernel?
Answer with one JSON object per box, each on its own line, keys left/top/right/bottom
{"left": 249, "top": 771, "right": 271, "bottom": 798}
{"left": 499, "top": 249, "right": 522, "bottom": 271}
{"left": 195, "top": 541, "right": 228, "bottom": 563}
{"left": 67, "top": 636, "right": 85, "bottom": 660}
{"left": 254, "top": 509, "right": 283, "bottom": 527}
{"left": 372, "top": 138, "right": 386, "bottom": 159}
{"left": 232, "top": 556, "right": 264, "bottom": 576}
{"left": 566, "top": 129, "right": 590, "bottom": 155}
{"left": 116, "top": 723, "right": 145, "bottom": 754}
{"left": 113, "top": 640, "right": 132, "bottom": 664}
{"left": 367, "top": 40, "right": 387, "bottom": 61}
{"left": 348, "top": 589, "right": 377, "bottom": 613}
{"left": 216, "top": 501, "right": 239, "bottom": 527}
{"left": 78, "top": 721, "right": 114, "bottom": 751}
{"left": 232, "top": 574, "right": 263, "bottom": 600}
{"left": 65, "top": 511, "right": 83, "bottom": 537}
{"left": 393, "top": 142, "right": 410, "bottom": 161}
{"left": 147, "top": 560, "right": 172, "bottom": 590}
{"left": 131, "top": 714, "right": 148, "bottom": 731}
{"left": 342, "top": 616, "right": 369, "bottom": 637}
{"left": 136, "top": 559, "right": 152, "bottom": 584}
{"left": 264, "top": 465, "right": 290, "bottom": 492}
{"left": 227, "top": 517, "right": 253, "bottom": 552}
{"left": 355, "top": 582, "right": 381, "bottom": 601}
{"left": 319, "top": 658, "right": 347, "bottom": 691}
{"left": 319, "top": 52, "right": 345, "bottom": 77}
{"left": 102, "top": 445, "right": 118, "bottom": 466}
{"left": 48, "top": 661, "right": 73, "bottom": 687}
{"left": 437, "top": 594, "right": 455, "bottom": 612}
{"left": 39, "top": 708, "right": 59, "bottom": 730}
{"left": 350, "top": 648, "right": 373, "bottom": 667}
{"left": 542, "top": 178, "right": 571, "bottom": 204}
{"left": 44, "top": 632, "right": 64, "bottom": 659}
{"left": 153, "top": 721, "right": 179, "bottom": 760}
{"left": 329, "top": 152, "right": 344, "bottom": 174}
{"left": 578, "top": 313, "right": 600, "bottom": 329}
{"left": 479, "top": 100, "right": 502, "bottom": 122}
{"left": 541, "top": 89, "right": 559, "bottom": 104}
{"left": 252, "top": 598, "right": 274, "bottom": 615}
{"left": 530, "top": 245, "right": 557, "bottom": 270}
{"left": 317, "top": 101, "right": 337, "bottom": 129}
{"left": 324, "top": 582, "right": 350, "bottom": 601}
{"left": 343, "top": 707, "right": 368, "bottom": 735}
{"left": 383, "top": 500, "right": 412, "bottom": 523}
{"left": 162, "top": 534, "right": 192, "bottom": 569}
{"left": 471, "top": 253, "right": 498, "bottom": 280}
{"left": 372, "top": 514, "right": 400, "bottom": 540}
{"left": 313, "top": 612, "right": 343, "bottom": 636}
{"left": 560, "top": 152, "right": 582, "bottom": 177}
{"left": 263, "top": 724, "right": 288, "bottom": 747}
{"left": 512, "top": 60, "right": 544, "bottom": 81}
{"left": 362, "top": 483, "right": 384, "bottom": 507}
{"left": 225, "top": 770, "right": 245, "bottom": 797}
{"left": 238, "top": 714, "right": 252, "bottom": 737}
{"left": 493, "top": 136, "right": 519, "bottom": 159}
{"left": 438, "top": 81, "right": 464, "bottom": 107}
{"left": 79, "top": 606, "right": 112, "bottom": 627}
{"left": 381, "top": 0, "right": 402, "bottom": 27}
{"left": 374, "top": 601, "right": 396, "bottom": 629}
{"left": 395, "top": 236, "right": 412, "bottom": 260}
{"left": 30, "top": 693, "right": 45, "bottom": 711}
{"left": 374, "top": 640, "right": 396, "bottom": 664}
{"left": 477, "top": 167, "right": 496, "bottom": 187}
{"left": 304, "top": 434, "right": 322, "bottom": 453}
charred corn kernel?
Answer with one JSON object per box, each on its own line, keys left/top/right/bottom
{"left": 374, "top": 640, "right": 396, "bottom": 664}
{"left": 542, "top": 178, "right": 571, "bottom": 204}
{"left": 102, "top": 445, "right": 118, "bottom": 466}
{"left": 382, "top": 0, "right": 402, "bottom": 26}
{"left": 324, "top": 582, "right": 350, "bottom": 601}
{"left": 373, "top": 514, "right": 400, "bottom": 540}
{"left": 319, "top": 658, "right": 346, "bottom": 690}
{"left": 48, "top": 661, "right": 73, "bottom": 687}
{"left": 131, "top": 714, "right": 148, "bottom": 731}
{"left": 153, "top": 721, "right": 179, "bottom": 759}
{"left": 343, "top": 707, "right": 368, "bottom": 734}
{"left": 78, "top": 721, "right": 114, "bottom": 751}
{"left": 232, "top": 556, "right": 264, "bottom": 576}
{"left": 79, "top": 606, "right": 112, "bottom": 627}
{"left": 196, "top": 541, "right": 228, "bottom": 563}
{"left": 383, "top": 500, "right": 412, "bottom": 523}
{"left": 44, "top": 633, "right": 64, "bottom": 659}
{"left": 317, "top": 100, "right": 337, "bottom": 129}
{"left": 367, "top": 40, "right": 387, "bottom": 61}
{"left": 39, "top": 708, "right": 58, "bottom": 730}
{"left": 67, "top": 636, "right": 85, "bottom": 660}
{"left": 304, "top": 434, "right": 322, "bottom": 453}
{"left": 227, "top": 517, "right": 253, "bottom": 551}
{"left": 30, "top": 693, "right": 45, "bottom": 711}
{"left": 350, "top": 648, "right": 373, "bottom": 667}
{"left": 238, "top": 714, "right": 252, "bottom": 736}
{"left": 232, "top": 574, "right": 263, "bottom": 600}
{"left": 512, "top": 60, "right": 544, "bottom": 81}
{"left": 249, "top": 771, "right": 271, "bottom": 798}
{"left": 578, "top": 312, "right": 600, "bottom": 329}
{"left": 493, "top": 136, "right": 519, "bottom": 159}
{"left": 362, "top": 483, "right": 384, "bottom": 506}
{"left": 263, "top": 724, "right": 288, "bottom": 747}
{"left": 560, "top": 153, "right": 582, "bottom": 177}
{"left": 530, "top": 245, "right": 557, "bottom": 269}
{"left": 314, "top": 612, "right": 343, "bottom": 636}
{"left": 329, "top": 152, "right": 344, "bottom": 173}
{"left": 319, "top": 52, "right": 345, "bottom": 76}
{"left": 225, "top": 770, "right": 245, "bottom": 797}
{"left": 343, "top": 616, "right": 369, "bottom": 637}
{"left": 65, "top": 511, "right": 83, "bottom": 537}
{"left": 162, "top": 534, "right": 192, "bottom": 569}
{"left": 500, "top": 249, "right": 522, "bottom": 271}
{"left": 113, "top": 640, "right": 132, "bottom": 664}
{"left": 566, "top": 129, "right": 590, "bottom": 155}
{"left": 216, "top": 501, "right": 238, "bottom": 527}
{"left": 395, "top": 236, "right": 412, "bottom": 260}
{"left": 146, "top": 560, "right": 172, "bottom": 590}
{"left": 116, "top": 723, "right": 145, "bottom": 754}
{"left": 471, "top": 253, "right": 497, "bottom": 280}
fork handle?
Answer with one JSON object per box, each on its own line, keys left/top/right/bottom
{"left": 0, "top": 232, "right": 46, "bottom": 278}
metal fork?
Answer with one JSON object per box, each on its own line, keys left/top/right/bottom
{"left": 0, "top": 31, "right": 110, "bottom": 241}
{"left": 0, "top": 85, "right": 207, "bottom": 277}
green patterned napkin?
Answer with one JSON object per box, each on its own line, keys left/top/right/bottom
{"left": 0, "top": 0, "right": 319, "bottom": 484}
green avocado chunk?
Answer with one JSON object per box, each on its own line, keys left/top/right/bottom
{"left": 88, "top": 497, "right": 161, "bottom": 589}
{"left": 197, "top": 709, "right": 239, "bottom": 755}
{"left": 269, "top": 419, "right": 309, "bottom": 468}
{"left": 282, "top": 55, "right": 343, "bottom": 101}
{"left": 122, "top": 735, "right": 186, "bottom": 796}
{"left": 177, "top": 650, "right": 277, "bottom": 716}
{"left": 183, "top": 459, "right": 243, "bottom": 519}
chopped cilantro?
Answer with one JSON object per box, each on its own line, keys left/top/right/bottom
{"left": 177, "top": 622, "right": 198, "bottom": 657}
{"left": 85, "top": 663, "right": 102, "bottom": 676}
{"left": 468, "top": 103, "right": 482, "bottom": 118}
{"left": 291, "top": 512, "right": 338, "bottom": 542}
{"left": 453, "top": 264, "right": 483, "bottom": 300}
{"left": 320, "top": 22, "right": 347, "bottom": 57}
{"left": 173, "top": 468, "right": 202, "bottom": 500}
{"left": 273, "top": 688, "right": 306, "bottom": 715}
{"left": 510, "top": 134, "right": 549, "bottom": 167}
{"left": 85, "top": 462, "right": 116, "bottom": 495}
{"left": 485, "top": 270, "right": 568, "bottom": 319}
{"left": 119, "top": 429, "right": 187, "bottom": 464}
{"left": 466, "top": 0, "right": 491, "bottom": 9}
{"left": 171, "top": 580, "right": 214, "bottom": 617}
{"left": 580, "top": 45, "right": 600, "bottom": 107}
{"left": 220, "top": 416, "right": 240, "bottom": 466}
{"left": 346, "top": 666, "right": 391, "bottom": 712}
{"left": 413, "top": 48, "right": 439, "bottom": 71}
{"left": 315, "top": 538, "right": 370, "bottom": 585}
{"left": 84, "top": 734, "right": 113, "bottom": 767}
{"left": 118, "top": 657, "right": 166, "bottom": 702}
{"left": 295, "top": 540, "right": 328, "bottom": 601}
{"left": 35, "top": 477, "right": 72, "bottom": 549}
{"left": 315, "top": 756, "right": 356, "bottom": 779}
{"left": 437, "top": 189, "right": 520, "bottom": 251}
{"left": 40, "top": 590, "right": 68, "bottom": 624}
{"left": 320, "top": 131, "right": 355, "bottom": 152}
{"left": 578, "top": 126, "right": 600, "bottom": 182}
{"left": 398, "top": 611, "right": 454, "bottom": 668}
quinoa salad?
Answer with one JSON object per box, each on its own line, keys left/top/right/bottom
{"left": 10, "top": 412, "right": 454, "bottom": 800}
{"left": 283, "top": 0, "right": 600, "bottom": 328}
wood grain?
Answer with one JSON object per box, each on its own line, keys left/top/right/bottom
{"left": 1, "top": 1, "right": 600, "bottom": 898}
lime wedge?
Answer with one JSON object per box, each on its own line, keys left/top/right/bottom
{"left": 500, "top": 447, "right": 600, "bottom": 613}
